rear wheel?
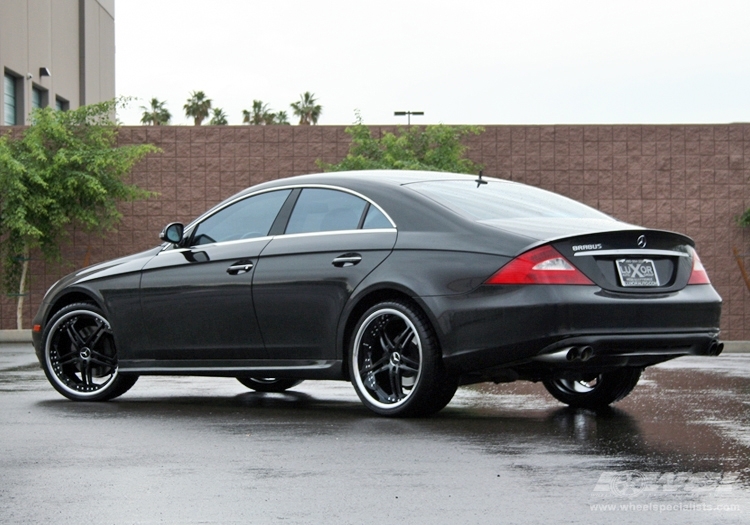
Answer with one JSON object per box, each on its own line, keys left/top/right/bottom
{"left": 542, "top": 368, "right": 641, "bottom": 409}
{"left": 41, "top": 303, "right": 138, "bottom": 401}
{"left": 237, "top": 377, "right": 303, "bottom": 392}
{"left": 349, "top": 300, "right": 457, "bottom": 417}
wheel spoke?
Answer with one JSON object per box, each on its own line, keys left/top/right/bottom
{"left": 85, "top": 322, "right": 109, "bottom": 349}
{"left": 368, "top": 381, "right": 393, "bottom": 404}
{"left": 56, "top": 347, "right": 78, "bottom": 362}
{"left": 58, "top": 355, "right": 80, "bottom": 367}
{"left": 400, "top": 355, "right": 419, "bottom": 369}
{"left": 393, "top": 327, "right": 413, "bottom": 351}
{"left": 65, "top": 323, "right": 86, "bottom": 349}
{"left": 389, "top": 367, "right": 404, "bottom": 400}
{"left": 83, "top": 364, "right": 93, "bottom": 386}
{"left": 89, "top": 350, "right": 116, "bottom": 367}
{"left": 397, "top": 363, "right": 419, "bottom": 375}
{"left": 76, "top": 358, "right": 88, "bottom": 384}
{"left": 360, "top": 354, "right": 389, "bottom": 376}
{"left": 89, "top": 356, "right": 115, "bottom": 369}
{"left": 379, "top": 332, "right": 395, "bottom": 353}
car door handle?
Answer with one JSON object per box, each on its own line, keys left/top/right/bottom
{"left": 227, "top": 262, "right": 254, "bottom": 275}
{"left": 332, "top": 254, "right": 362, "bottom": 267}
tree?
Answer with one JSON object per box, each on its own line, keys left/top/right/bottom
{"left": 243, "top": 100, "right": 274, "bottom": 125}
{"left": 319, "top": 116, "right": 483, "bottom": 174}
{"left": 0, "top": 100, "right": 158, "bottom": 329}
{"left": 274, "top": 111, "right": 290, "bottom": 125}
{"left": 290, "top": 91, "right": 322, "bottom": 125}
{"left": 209, "top": 107, "right": 228, "bottom": 125}
{"left": 139, "top": 98, "right": 171, "bottom": 126}
{"left": 183, "top": 91, "right": 212, "bottom": 125}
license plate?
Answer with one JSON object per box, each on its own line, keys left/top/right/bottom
{"left": 616, "top": 259, "right": 660, "bottom": 287}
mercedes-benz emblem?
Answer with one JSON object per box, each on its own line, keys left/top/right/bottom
{"left": 637, "top": 235, "right": 647, "bottom": 248}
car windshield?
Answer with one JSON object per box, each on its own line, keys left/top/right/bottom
{"left": 406, "top": 180, "right": 610, "bottom": 221}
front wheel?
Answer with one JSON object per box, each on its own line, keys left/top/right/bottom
{"left": 542, "top": 368, "right": 642, "bottom": 409}
{"left": 41, "top": 303, "right": 138, "bottom": 401}
{"left": 349, "top": 300, "right": 457, "bottom": 417}
{"left": 237, "top": 378, "right": 303, "bottom": 392}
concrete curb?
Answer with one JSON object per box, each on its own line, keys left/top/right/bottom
{"left": 0, "top": 330, "right": 32, "bottom": 343}
{"left": 722, "top": 341, "right": 750, "bottom": 353}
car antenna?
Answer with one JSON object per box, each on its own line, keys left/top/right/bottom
{"left": 475, "top": 170, "right": 487, "bottom": 187}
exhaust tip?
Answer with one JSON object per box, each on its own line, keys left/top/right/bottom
{"left": 707, "top": 340, "right": 724, "bottom": 356}
{"left": 580, "top": 346, "right": 594, "bottom": 362}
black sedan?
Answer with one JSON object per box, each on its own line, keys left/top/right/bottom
{"left": 32, "top": 170, "right": 723, "bottom": 417}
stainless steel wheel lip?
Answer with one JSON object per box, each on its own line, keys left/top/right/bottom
{"left": 44, "top": 309, "right": 118, "bottom": 398}
{"left": 352, "top": 308, "right": 423, "bottom": 410}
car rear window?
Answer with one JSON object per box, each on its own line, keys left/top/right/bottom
{"left": 406, "top": 180, "right": 610, "bottom": 221}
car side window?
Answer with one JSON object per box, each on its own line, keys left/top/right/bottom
{"left": 191, "top": 189, "right": 291, "bottom": 246}
{"left": 285, "top": 188, "right": 367, "bottom": 234}
{"left": 362, "top": 205, "right": 392, "bottom": 229}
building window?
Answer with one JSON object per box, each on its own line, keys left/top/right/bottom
{"left": 55, "top": 96, "right": 69, "bottom": 111}
{"left": 4, "top": 73, "right": 17, "bottom": 125}
{"left": 32, "top": 86, "right": 45, "bottom": 109}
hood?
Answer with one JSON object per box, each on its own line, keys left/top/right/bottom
{"left": 43, "top": 246, "right": 163, "bottom": 303}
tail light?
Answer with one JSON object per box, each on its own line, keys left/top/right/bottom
{"left": 687, "top": 247, "right": 711, "bottom": 285}
{"left": 486, "top": 245, "right": 594, "bottom": 285}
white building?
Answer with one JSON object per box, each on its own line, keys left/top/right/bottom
{"left": 1, "top": 0, "right": 114, "bottom": 125}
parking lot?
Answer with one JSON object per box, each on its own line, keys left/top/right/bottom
{"left": 1, "top": 343, "right": 748, "bottom": 524}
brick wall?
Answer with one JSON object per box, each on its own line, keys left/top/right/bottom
{"left": 2, "top": 124, "right": 749, "bottom": 340}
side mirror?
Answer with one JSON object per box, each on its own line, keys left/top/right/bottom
{"left": 159, "top": 222, "right": 184, "bottom": 244}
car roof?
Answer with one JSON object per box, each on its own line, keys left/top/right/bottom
{"left": 253, "top": 170, "right": 500, "bottom": 190}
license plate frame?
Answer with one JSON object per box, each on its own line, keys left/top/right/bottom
{"left": 616, "top": 259, "right": 660, "bottom": 287}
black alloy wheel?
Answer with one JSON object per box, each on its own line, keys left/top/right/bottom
{"left": 542, "top": 368, "right": 642, "bottom": 409}
{"left": 349, "top": 300, "right": 457, "bottom": 417}
{"left": 236, "top": 377, "right": 303, "bottom": 392}
{"left": 41, "top": 303, "right": 138, "bottom": 401}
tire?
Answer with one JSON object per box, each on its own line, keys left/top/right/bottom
{"left": 349, "top": 300, "right": 458, "bottom": 417}
{"left": 542, "top": 368, "right": 642, "bottom": 410}
{"left": 237, "top": 377, "right": 303, "bottom": 392}
{"left": 41, "top": 303, "right": 138, "bottom": 401}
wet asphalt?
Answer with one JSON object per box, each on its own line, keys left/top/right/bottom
{"left": 1, "top": 343, "right": 749, "bottom": 524}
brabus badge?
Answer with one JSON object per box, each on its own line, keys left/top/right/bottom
{"left": 637, "top": 235, "right": 647, "bottom": 248}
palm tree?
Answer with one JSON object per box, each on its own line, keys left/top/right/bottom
{"left": 274, "top": 111, "right": 290, "bottom": 125}
{"left": 183, "top": 91, "right": 212, "bottom": 126}
{"left": 290, "top": 91, "right": 322, "bottom": 125}
{"left": 209, "top": 108, "right": 228, "bottom": 125}
{"left": 140, "top": 98, "right": 171, "bottom": 125}
{"left": 243, "top": 100, "right": 273, "bottom": 125}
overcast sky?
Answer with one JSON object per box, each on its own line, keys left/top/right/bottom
{"left": 115, "top": 0, "right": 750, "bottom": 126}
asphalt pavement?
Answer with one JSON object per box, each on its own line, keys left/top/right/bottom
{"left": 1, "top": 343, "right": 749, "bottom": 524}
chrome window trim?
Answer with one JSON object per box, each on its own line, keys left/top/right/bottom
{"left": 158, "top": 235, "right": 273, "bottom": 253}
{"left": 273, "top": 228, "right": 396, "bottom": 241}
{"left": 185, "top": 184, "right": 397, "bottom": 233}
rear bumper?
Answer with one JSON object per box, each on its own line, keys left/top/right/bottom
{"left": 530, "top": 331, "right": 721, "bottom": 368}
{"left": 420, "top": 283, "right": 722, "bottom": 377}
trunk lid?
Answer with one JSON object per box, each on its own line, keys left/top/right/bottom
{"left": 551, "top": 229, "right": 695, "bottom": 293}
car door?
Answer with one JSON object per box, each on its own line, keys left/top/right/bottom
{"left": 252, "top": 187, "right": 397, "bottom": 360}
{"left": 135, "top": 189, "right": 292, "bottom": 362}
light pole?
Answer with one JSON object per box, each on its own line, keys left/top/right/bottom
{"left": 394, "top": 111, "right": 424, "bottom": 126}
